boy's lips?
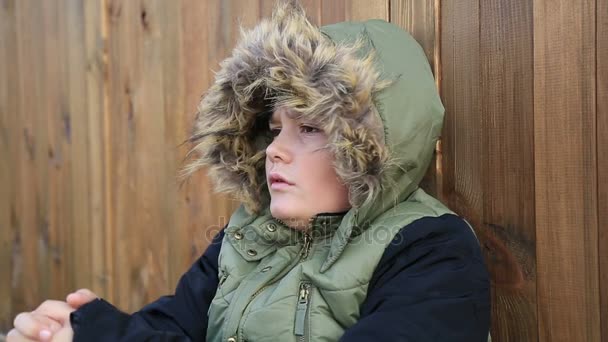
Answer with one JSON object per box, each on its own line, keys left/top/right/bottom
{"left": 270, "top": 182, "right": 293, "bottom": 190}
{"left": 268, "top": 172, "right": 294, "bottom": 190}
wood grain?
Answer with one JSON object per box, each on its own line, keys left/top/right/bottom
{"left": 320, "top": 0, "right": 388, "bottom": 24}
{"left": 533, "top": 0, "right": 600, "bottom": 340}
{"left": 439, "top": 0, "right": 483, "bottom": 231}
{"left": 480, "top": 1, "right": 536, "bottom": 340}
{"left": 596, "top": 0, "right": 608, "bottom": 338}
{"left": 349, "top": 0, "right": 388, "bottom": 21}
{"left": 1, "top": 1, "right": 606, "bottom": 339}
{"left": 13, "top": 0, "right": 47, "bottom": 313}
{"left": 321, "top": 0, "right": 347, "bottom": 24}
{"left": 0, "top": 0, "right": 17, "bottom": 330}
{"left": 440, "top": 0, "right": 506, "bottom": 339}
{"left": 82, "top": 0, "right": 108, "bottom": 298}
{"left": 46, "top": 0, "right": 71, "bottom": 301}
{"left": 104, "top": 0, "right": 171, "bottom": 310}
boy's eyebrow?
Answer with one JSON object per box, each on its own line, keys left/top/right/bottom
{"left": 268, "top": 115, "right": 279, "bottom": 125}
{"left": 268, "top": 108, "right": 298, "bottom": 126}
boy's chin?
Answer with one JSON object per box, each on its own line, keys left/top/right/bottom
{"left": 269, "top": 203, "right": 309, "bottom": 228}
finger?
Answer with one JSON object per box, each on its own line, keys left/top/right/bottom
{"left": 75, "top": 288, "right": 98, "bottom": 298}
{"left": 31, "top": 312, "right": 63, "bottom": 332}
{"left": 66, "top": 289, "right": 98, "bottom": 308}
{"left": 13, "top": 312, "right": 59, "bottom": 340}
{"left": 6, "top": 328, "right": 38, "bottom": 342}
{"left": 34, "top": 300, "right": 75, "bottom": 324}
{"left": 50, "top": 326, "right": 74, "bottom": 342}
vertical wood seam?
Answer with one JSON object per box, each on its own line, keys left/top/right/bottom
{"left": 594, "top": 0, "right": 603, "bottom": 338}
{"left": 100, "top": 0, "right": 113, "bottom": 302}
{"left": 532, "top": 0, "right": 540, "bottom": 340}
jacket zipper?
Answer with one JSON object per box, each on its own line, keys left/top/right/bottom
{"left": 235, "top": 218, "right": 315, "bottom": 340}
{"left": 300, "top": 231, "right": 312, "bottom": 259}
{"left": 247, "top": 228, "right": 313, "bottom": 300}
{"left": 219, "top": 273, "right": 228, "bottom": 287}
{"left": 294, "top": 282, "right": 312, "bottom": 341}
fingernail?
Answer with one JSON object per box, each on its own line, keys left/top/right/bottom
{"left": 40, "top": 329, "right": 52, "bottom": 340}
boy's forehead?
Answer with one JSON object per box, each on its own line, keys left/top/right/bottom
{"left": 269, "top": 107, "right": 299, "bottom": 123}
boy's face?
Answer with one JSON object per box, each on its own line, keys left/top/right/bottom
{"left": 265, "top": 106, "right": 351, "bottom": 230}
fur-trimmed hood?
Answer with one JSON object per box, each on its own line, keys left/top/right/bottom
{"left": 183, "top": 0, "right": 444, "bottom": 230}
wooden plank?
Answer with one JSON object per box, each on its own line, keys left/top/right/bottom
{"left": 479, "top": 1, "right": 537, "bottom": 341}
{"left": 13, "top": 0, "right": 46, "bottom": 312}
{"left": 156, "top": 0, "right": 187, "bottom": 293}
{"left": 104, "top": 0, "right": 143, "bottom": 309}
{"left": 321, "top": 0, "right": 388, "bottom": 24}
{"left": 439, "top": 1, "right": 483, "bottom": 227}
{"left": 440, "top": 0, "right": 505, "bottom": 338}
{"left": 533, "top": 0, "right": 600, "bottom": 340}
{"left": 63, "top": 0, "right": 104, "bottom": 296}
{"left": 389, "top": 0, "right": 438, "bottom": 197}
{"left": 597, "top": 0, "right": 608, "bottom": 339}
{"left": 321, "top": 0, "right": 346, "bottom": 24}
{"left": 133, "top": 0, "right": 172, "bottom": 306}
{"left": 349, "top": 0, "right": 388, "bottom": 21}
{"left": 82, "top": 0, "right": 108, "bottom": 298}
{"left": 104, "top": 0, "right": 177, "bottom": 310}
{"left": 0, "top": 0, "right": 17, "bottom": 332}
{"left": 42, "top": 0, "right": 70, "bottom": 302}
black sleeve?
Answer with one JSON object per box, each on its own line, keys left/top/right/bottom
{"left": 339, "top": 214, "right": 491, "bottom": 341}
{"left": 70, "top": 228, "right": 226, "bottom": 342}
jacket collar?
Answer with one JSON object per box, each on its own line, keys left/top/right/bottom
{"left": 224, "top": 205, "right": 348, "bottom": 265}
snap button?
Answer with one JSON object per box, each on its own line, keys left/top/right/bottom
{"left": 261, "top": 266, "right": 272, "bottom": 272}
{"left": 266, "top": 223, "right": 277, "bottom": 232}
{"left": 247, "top": 249, "right": 257, "bottom": 256}
{"left": 227, "top": 337, "right": 237, "bottom": 342}
{"left": 234, "top": 231, "right": 243, "bottom": 240}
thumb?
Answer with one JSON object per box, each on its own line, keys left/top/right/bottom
{"left": 66, "top": 289, "right": 98, "bottom": 309}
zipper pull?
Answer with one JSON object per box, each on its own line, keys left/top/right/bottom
{"left": 294, "top": 282, "right": 311, "bottom": 336}
{"left": 219, "top": 273, "right": 228, "bottom": 287}
{"left": 301, "top": 233, "right": 312, "bottom": 259}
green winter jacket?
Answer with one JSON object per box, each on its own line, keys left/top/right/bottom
{"left": 67, "top": 1, "right": 491, "bottom": 341}
{"left": 180, "top": 1, "right": 490, "bottom": 341}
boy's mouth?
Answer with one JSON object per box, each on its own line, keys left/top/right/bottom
{"left": 268, "top": 172, "right": 294, "bottom": 189}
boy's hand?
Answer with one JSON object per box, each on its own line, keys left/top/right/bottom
{"left": 7, "top": 289, "right": 98, "bottom": 342}
{"left": 65, "top": 289, "right": 98, "bottom": 309}
{"left": 9, "top": 300, "right": 72, "bottom": 341}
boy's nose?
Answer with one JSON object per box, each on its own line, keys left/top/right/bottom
{"left": 266, "top": 134, "right": 291, "bottom": 163}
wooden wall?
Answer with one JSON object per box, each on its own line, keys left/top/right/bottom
{"left": 0, "top": 1, "right": 605, "bottom": 341}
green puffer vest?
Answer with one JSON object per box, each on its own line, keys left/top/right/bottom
{"left": 206, "top": 189, "right": 457, "bottom": 342}
{"left": 192, "top": 2, "right": 490, "bottom": 341}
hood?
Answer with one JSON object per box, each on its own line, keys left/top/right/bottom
{"left": 183, "top": 0, "right": 444, "bottom": 232}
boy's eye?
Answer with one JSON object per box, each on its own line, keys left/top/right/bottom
{"left": 267, "top": 125, "right": 321, "bottom": 138}
{"left": 300, "top": 125, "right": 320, "bottom": 134}
{"left": 269, "top": 128, "right": 281, "bottom": 137}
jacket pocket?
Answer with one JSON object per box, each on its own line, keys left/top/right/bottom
{"left": 294, "top": 281, "right": 313, "bottom": 342}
